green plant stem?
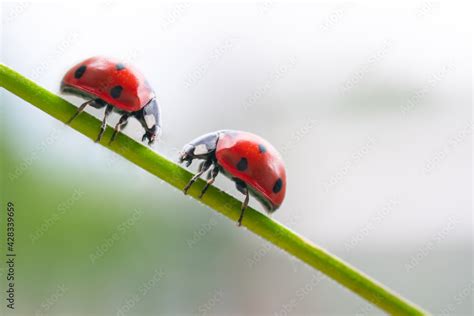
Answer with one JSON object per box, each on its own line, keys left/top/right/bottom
{"left": 0, "top": 63, "right": 426, "bottom": 315}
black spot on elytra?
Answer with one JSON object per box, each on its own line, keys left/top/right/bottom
{"left": 236, "top": 158, "right": 248, "bottom": 171}
{"left": 110, "top": 85, "right": 123, "bottom": 99}
{"left": 273, "top": 178, "right": 283, "bottom": 194}
{"left": 74, "top": 65, "right": 87, "bottom": 79}
{"left": 115, "top": 63, "right": 126, "bottom": 71}
{"left": 258, "top": 144, "right": 267, "bottom": 153}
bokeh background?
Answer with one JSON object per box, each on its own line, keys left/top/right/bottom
{"left": 1, "top": 1, "right": 472, "bottom": 315}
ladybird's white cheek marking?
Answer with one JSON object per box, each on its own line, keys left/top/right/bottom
{"left": 144, "top": 113, "right": 156, "bottom": 129}
{"left": 194, "top": 144, "right": 208, "bottom": 155}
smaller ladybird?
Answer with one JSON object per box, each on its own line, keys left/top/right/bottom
{"left": 60, "top": 56, "right": 161, "bottom": 144}
{"left": 179, "top": 130, "right": 286, "bottom": 226}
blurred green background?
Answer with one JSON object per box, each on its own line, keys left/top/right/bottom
{"left": 1, "top": 2, "right": 472, "bottom": 315}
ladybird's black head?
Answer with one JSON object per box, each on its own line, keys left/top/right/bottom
{"left": 178, "top": 144, "right": 196, "bottom": 167}
{"left": 178, "top": 132, "right": 220, "bottom": 167}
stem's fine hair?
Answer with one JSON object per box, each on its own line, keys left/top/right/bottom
{"left": 0, "top": 63, "right": 427, "bottom": 315}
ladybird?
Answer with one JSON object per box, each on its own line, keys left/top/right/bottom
{"left": 60, "top": 56, "right": 161, "bottom": 144}
{"left": 179, "top": 130, "right": 286, "bottom": 226}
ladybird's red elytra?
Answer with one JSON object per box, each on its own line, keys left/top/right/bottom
{"left": 215, "top": 131, "right": 286, "bottom": 208}
{"left": 61, "top": 56, "right": 161, "bottom": 145}
{"left": 179, "top": 130, "right": 287, "bottom": 226}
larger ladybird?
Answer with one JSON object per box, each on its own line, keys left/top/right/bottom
{"left": 61, "top": 56, "right": 161, "bottom": 144}
{"left": 179, "top": 130, "right": 286, "bottom": 226}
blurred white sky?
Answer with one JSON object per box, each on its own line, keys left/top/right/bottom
{"left": 1, "top": 1, "right": 472, "bottom": 248}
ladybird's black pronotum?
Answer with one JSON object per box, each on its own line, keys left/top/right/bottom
{"left": 179, "top": 130, "right": 287, "bottom": 226}
{"left": 61, "top": 56, "right": 161, "bottom": 144}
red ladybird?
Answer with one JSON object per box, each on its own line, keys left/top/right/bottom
{"left": 179, "top": 130, "right": 286, "bottom": 226}
{"left": 61, "top": 56, "right": 161, "bottom": 144}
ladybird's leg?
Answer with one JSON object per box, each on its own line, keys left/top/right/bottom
{"left": 206, "top": 168, "right": 214, "bottom": 180}
{"left": 234, "top": 179, "right": 247, "bottom": 195}
{"left": 95, "top": 104, "right": 113, "bottom": 143}
{"left": 183, "top": 160, "right": 205, "bottom": 193}
{"left": 235, "top": 179, "right": 249, "bottom": 226}
{"left": 135, "top": 108, "right": 157, "bottom": 145}
{"left": 109, "top": 113, "right": 130, "bottom": 144}
{"left": 135, "top": 116, "right": 150, "bottom": 143}
{"left": 183, "top": 159, "right": 212, "bottom": 194}
{"left": 199, "top": 164, "right": 220, "bottom": 199}
{"left": 142, "top": 126, "right": 158, "bottom": 145}
{"left": 66, "top": 99, "right": 97, "bottom": 124}
{"left": 236, "top": 181, "right": 250, "bottom": 227}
